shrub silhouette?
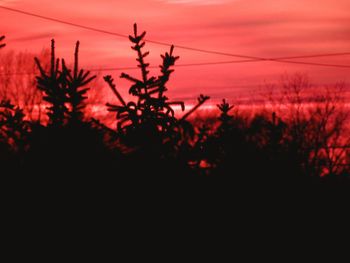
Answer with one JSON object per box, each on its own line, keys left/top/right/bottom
{"left": 0, "top": 100, "right": 29, "bottom": 173}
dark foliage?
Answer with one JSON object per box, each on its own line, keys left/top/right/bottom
{"left": 0, "top": 29, "right": 348, "bottom": 199}
{"left": 0, "top": 100, "right": 29, "bottom": 172}
{"left": 2, "top": 33, "right": 348, "bottom": 252}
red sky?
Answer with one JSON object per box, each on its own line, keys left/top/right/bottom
{"left": 1, "top": 0, "right": 350, "bottom": 104}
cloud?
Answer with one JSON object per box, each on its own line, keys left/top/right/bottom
{"left": 0, "top": 0, "right": 18, "bottom": 3}
{"left": 3, "top": 0, "right": 349, "bottom": 101}
{"left": 12, "top": 32, "right": 54, "bottom": 42}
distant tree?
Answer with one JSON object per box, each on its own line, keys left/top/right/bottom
{"left": 0, "top": 49, "right": 48, "bottom": 122}
{"left": 305, "top": 85, "right": 349, "bottom": 176}
{"left": 217, "top": 99, "right": 234, "bottom": 130}
{"left": 265, "top": 74, "right": 350, "bottom": 176}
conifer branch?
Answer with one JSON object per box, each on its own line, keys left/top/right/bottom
{"left": 104, "top": 24, "right": 207, "bottom": 136}
{"left": 129, "top": 23, "right": 149, "bottom": 85}
{"left": 104, "top": 75, "right": 126, "bottom": 107}
{"left": 0, "top": 35, "right": 5, "bottom": 49}
{"left": 217, "top": 99, "right": 234, "bottom": 124}
{"left": 35, "top": 39, "right": 66, "bottom": 126}
{"left": 181, "top": 94, "right": 210, "bottom": 121}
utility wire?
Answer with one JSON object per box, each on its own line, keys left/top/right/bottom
{"left": 2, "top": 58, "right": 350, "bottom": 77}
{"left": 1, "top": 5, "right": 350, "bottom": 71}
{"left": 0, "top": 60, "right": 259, "bottom": 76}
{"left": 91, "top": 59, "right": 350, "bottom": 72}
{"left": 271, "top": 60, "right": 350, "bottom": 69}
{"left": 0, "top": 5, "right": 262, "bottom": 59}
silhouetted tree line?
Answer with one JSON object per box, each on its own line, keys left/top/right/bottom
{"left": 0, "top": 28, "right": 349, "bottom": 192}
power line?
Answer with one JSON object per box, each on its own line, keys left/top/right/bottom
{"left": 0, "top": 60, "right": 261, "bottom": 76}
{"left": 271, "top": 60, "right": 350, "bottom": 69}
{"left": 0, "top": 5, "right": 130, "bottom": 38}
{"left": 1, "top": 5, "right": 350, "bottom": 69}
{"left": 274, "top": 53, "right": 350, "bottom": 60}
{"left": 2, "top": 58, "right": 350, "bottom": 77}
{"left": 90, "top": 59, "right": 256, "bottom": 71}
{"left": 90, "top": 59, "right": 350, "bottom": 72}
{"left": 0, "top": 5, "right": 261, "bottom": 60}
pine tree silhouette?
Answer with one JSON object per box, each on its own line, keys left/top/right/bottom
{"left": 217, "top": 99, "right": 234, "bottom": 131}
{"left": 35, "top": 40, "right": 95, "bottom": 126}
{"left": 62, "top": 41, "right": 96, "bottom": 124}
{"left": 27, "top": 39, "right": 115, "bottom": 179}
{"left": 103, "top": 24, "right": 212, "bottom": 179}
{"left": 35, "top": 40, "right": 66, "bottom": 127}
{"left": 194, "top": 99, "right": 238, "bottom": 175}
{"left": 105, "top": 24, "right": 209, "bottom": 145}
{"left": 180, "top": 94, "right": 210, "bottom": 121}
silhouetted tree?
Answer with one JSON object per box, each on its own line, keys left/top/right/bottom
{"left": 105, "top": 24, "right": 209, "bottom": 145}
{"left": 104, "top": 24, "right": 210, "bottom": 177}
{"left": 217, "top": 99, "right": 234, "bottom": 131}
{"left": 261, "top": 74, "right": 350, "bottom": 178}
{"left": 206, "top": 100, "right": 251, "bottom": 177}
{"left": 35, "top": 40, "right": 95, "bottom": 126}
{"left": 281, "top": 76, "right": 349, "bottom": 176}
{"left": 0, "top": 49, "right": 48, "bottom": 121}
{"left": 106, "top": 24, "right": 180, "bottom": 138}
{"left": 62, "top": 41, "right": 96, "bottom": 123}
{"left": 35, "top": 40, "right": 66, "bottom": 127}
{"left": 24, "top": 39, "right": 116, "bottom": 178}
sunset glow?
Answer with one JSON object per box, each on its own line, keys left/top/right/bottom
{"left": 1, "top": 0, "right": 350, "bottom": 189}
{"left": 1, "top": 0, "right": 349, "bottom": 104}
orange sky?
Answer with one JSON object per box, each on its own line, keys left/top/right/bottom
{"left": 1, "top": 0, "right": 350, "bottom": 104}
